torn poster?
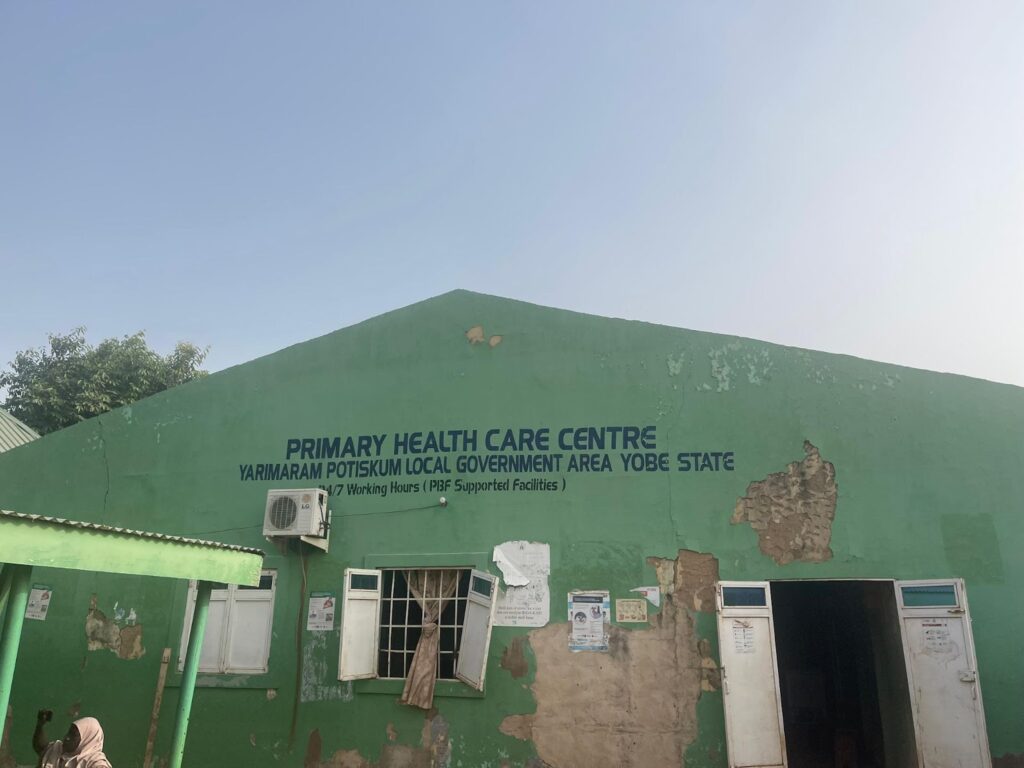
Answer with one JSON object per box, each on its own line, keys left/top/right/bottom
{"left": 306, "top": 591, "right": 336, "bottom": 631}
{"left": 615, "top": 598, "right": 648, "bottom": 623}
{"left": 568, "top": 591, "right": 610, "bottom": 651}
{"left": 494, "top": 541, "right": 550, "bottom": 627}
{"left": 630, "top": 586, "right": 661, "bottom": 607}
{"left": 25, "top": 585, "right": 52, "bottom": 621}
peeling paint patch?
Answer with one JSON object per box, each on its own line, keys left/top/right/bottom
{"left": 385, "top": 723, "right": 397, "bottom": 742}
{"left": 505, "top": 549, "right": 719, "bottom": 767}
{"left": 317, "top": 713, "right": 451, "bottom": 768}
{"left": 499, "top": 637, "right": 529, "bottom": 679}
{"left": 488, "top": 334, "right": 503, "bottom": 348}
{"left": 465, "top": 326, "right": 485, "bottom": 344}
{"left": 301, "top": 633, "right": 354, "bottom": 702}
{"left": 305, "top": 729, "right": 322, "bottom": 768}
{"left": 731, "top": 441, "right": 837, "bottom": 565}
{"left": 85, "top": 595, "right": 145, "bottom": 659}
{"left": 666, "top": 352, "right": 685, "bottom": 376}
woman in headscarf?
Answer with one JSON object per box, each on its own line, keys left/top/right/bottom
{"left": 33, "top": 709, "right": 112, "bottom": 768}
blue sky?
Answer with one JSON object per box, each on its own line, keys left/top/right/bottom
{"left": 1, "top": 2, "right": 1021, "bottom": 386}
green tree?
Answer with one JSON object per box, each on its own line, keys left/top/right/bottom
{"left": 0, "top": 328, "right": 209, "bottom": 434}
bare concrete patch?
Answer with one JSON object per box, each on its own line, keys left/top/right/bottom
{"left": 319, "top": 713, "right": 450, "bottom": 768}
{"left": 731, "top": 440, "right": 837, "bottom": 565}
{"left": 85, "top": 595, "right": 145, "bottom": 659}
{"left": 502, "top": 549, "right": 718, "bottom": 767}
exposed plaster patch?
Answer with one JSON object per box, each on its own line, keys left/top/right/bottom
{"left": 488, "top": 335, "right": 503, "bottom": 348}
{"left": 317, "top": 713, "right": 451, "bottom": 768}
{"left": 502, "top": 549, "right": 719, "bottom": 767}
{"left": 266, "top": 689, "right": 278, "bottom": 701}
{"left": 499, "top": 637, "right": 529, "bottom": 679}
{"left": 85, "top": 595, "right": 145, "bottom": 659}
{"left": 731, "top": 441, "right": 837, "bottom": 565}
{"left": 465, "top": 326, "right": 485, "bottom": 344}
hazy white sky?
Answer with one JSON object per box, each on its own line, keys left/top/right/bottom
{"left": 1, "top": 2, "right": 1021, "bottom": 386}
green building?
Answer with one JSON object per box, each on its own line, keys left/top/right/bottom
{"left": 0, "top": 291, "right": 1020, "bottom": 768}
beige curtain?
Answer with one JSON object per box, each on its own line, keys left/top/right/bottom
{"left": 399, "top": 569, "right": 461, "bottom": 709}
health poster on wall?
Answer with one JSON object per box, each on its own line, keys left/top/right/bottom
{"left": 25, "top": 585, "right": 52, "bottom": 621}
{"left": 568, "top": 591, "right": 610, "bottom": 652}
{"left": 616, "top": 598, "right": 648, "bottom": 623}
{"left": 307, "top": 591, "right": 336, "bottom": 631}
{"left": 493, "top": 541, "right": 551, "bottom": 627}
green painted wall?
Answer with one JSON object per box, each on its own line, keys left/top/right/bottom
{"left": 0, "top": 290, "right": 1021, "bottom": 767}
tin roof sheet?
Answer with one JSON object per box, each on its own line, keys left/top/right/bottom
{"left": 0, "top": 409, "right": 39, "bottom": 453}
{"left": 0, "top": 509, "right": 264, "bottom": 555}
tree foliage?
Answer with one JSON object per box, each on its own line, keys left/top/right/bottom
{"left": 0, "top": 328, "right": 209, "bottom": 435}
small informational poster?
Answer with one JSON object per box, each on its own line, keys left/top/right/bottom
{"left": 25, "top": 585, "right": 52, "bottom": 621}
{"left": 568, "top": 591, "right": 610, "bottom": 652}
{"left": 307, "top": 591, "right": 336, "bottom": 631}
{"left": 732, "top": 619, "right": 755, "bottom": 654}
{"left": 616, "top": 598, "right": 648, "bottom": 623}
{"left": 922, "top": 620, "right": 952, "bottom": 654}
{"left": 493, "top": 541, "right": 551, "bottom": 627}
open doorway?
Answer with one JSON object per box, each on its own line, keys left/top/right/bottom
{"left": 770, "top": 581, "right": 917, "bottom": 768}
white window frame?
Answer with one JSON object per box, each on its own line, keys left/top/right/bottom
{"left": 178, "top": 570, "right": 277, "bottom": 675}
{"left": 338, "top": 566, "right": 496, "bottom": 692}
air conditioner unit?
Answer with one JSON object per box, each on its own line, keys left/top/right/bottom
{"left": 263, "top": 488, "right": 330, "bottom": 551}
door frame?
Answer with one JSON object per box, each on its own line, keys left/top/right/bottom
{"left": 716, "top": 577, "right": 991, "bottom": 768}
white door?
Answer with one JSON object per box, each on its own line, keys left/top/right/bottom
{"left": 896, "top": 580, "right": 991, "bottom": 768}
{"left": 716, "top": 582, "right": 787, "bottom": 768}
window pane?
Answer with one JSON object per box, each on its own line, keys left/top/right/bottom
{"left": 392, "top": 572, "right": 408, "bottom": 598}
{"left": 391, "top": 600, "right": 407, "bottom": 625}
{"left": 408, "top": 600, "right": 422, "bottom": 625}
{"left": 377, "top": 650, "right": 389, "bottom": 678}
{"left": 350, "top": 573, "right": 378, "bottom": 591}
{"left": 226, "top": 600, "right": 272, "bottom": 671}
{"left": 388, "top": 652, "right": 407, "bottom": 678}
{"left": 901, "top": 584, "right": 957, "bottom": 607}
{"left": 439, "top": 626, "right": 456, "bottom": 652}
{"left": 722, "top": 586, "right": 767, "bottom": 607}
{"left": 438, "top": 653, "right": 455, "bottom": 680}
{"left": 471, "top": 576, "right": 493, "bottom": 598}
{"left": 239, "top": 574, "right": 274, "bottom": 590}
{"left": 390, "top": 627, "right": 407, "bottom": 650}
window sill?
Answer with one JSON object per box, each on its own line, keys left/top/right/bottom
{"left": 354, "top": 678, "right": 485, "bottom": 699}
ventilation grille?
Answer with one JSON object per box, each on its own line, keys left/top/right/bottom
{"left": 268, "top": 496, "right": 298, "bottom": 530}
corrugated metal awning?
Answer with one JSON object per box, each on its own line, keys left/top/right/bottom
{"left": 0, "top": 409, "right": 39, "bottom": 453}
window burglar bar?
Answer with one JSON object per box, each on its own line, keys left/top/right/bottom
{"left": 378, "top": 569, "right": 470, "bottom": 680}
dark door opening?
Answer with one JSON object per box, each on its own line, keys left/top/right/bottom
{"left": 770, "top": 581, "right": 917, "bottom": 768}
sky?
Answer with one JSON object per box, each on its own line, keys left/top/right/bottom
{"left": 1, "top": 2, "right": 1022, "bottom": 387}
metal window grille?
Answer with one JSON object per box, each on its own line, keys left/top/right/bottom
{"left": 378, "top": 568, "right": 471, "bottom": 680}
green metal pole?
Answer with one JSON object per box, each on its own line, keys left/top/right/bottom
{"left": 168, "top": 580, "right": 212, "bottom": 768}
{"left": 0, "top": 564, "right": 32, "bottom": 724}
{"left": 0, "top": 564, "right": 12, "bottom": 617}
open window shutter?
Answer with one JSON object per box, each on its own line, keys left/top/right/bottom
{"left": 716, "top": 581, "right": 787, "bottom": 768}
{"left": 455, "top": 569, "right": 497, "bottom": 691}
{"left": 178, "top": 581, "right": 229, "bottom": 673}
{"left": 225, "top": 573, "right": 276, "bottom": 673}
{"left": 339, "top": 568, "right": 382, "bottom": 681}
